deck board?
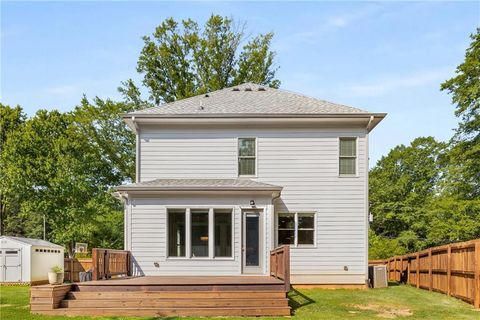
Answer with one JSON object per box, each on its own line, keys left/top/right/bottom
{"left": 77, "top": 276, "right": 283, "bottom": 286}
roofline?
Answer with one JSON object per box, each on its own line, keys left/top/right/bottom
{"left": 0, "top": 236, "right": 32, "bottom": 247}
{"left": 122, "top": 113, "right": 386, "bottom": 133}
{"left": 116, "top": 186, "right": 283, "bottom": 192}
{"left": 121, "top": 112, "right": 387, "bottom": 119}
{"left": 0, "top": 236, "right": 64, "bottom": 248}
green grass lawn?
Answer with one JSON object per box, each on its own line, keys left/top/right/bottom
{"left": 1, "top": 284, "right": 478, "bottom": 320}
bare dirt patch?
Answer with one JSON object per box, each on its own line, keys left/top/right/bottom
{"left": 350, "top": 304, "right": 413, "bottom": 318}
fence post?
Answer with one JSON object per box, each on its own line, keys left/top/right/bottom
{"left": 105, "top": 250, "right": 110, "bottom": 279}
{"left": 92, "top": 249, "right": 98, "bottom": 281}
{"left": 447, "top": 245, "right": 452, "bottom": 296}
{"left": 416, "top": 252, "right": 420, "bottom": 288}
{"left": 406, "top": 256, "right": 409, "bottom": 284}
{"left": 474, "top": 241, "right": 480, "bottom": 309}
{"left": 428, "top": 248, "right": 433, "bottom": 291}
{"left": 394, "top": 257, "right": 398, "bottom": 282}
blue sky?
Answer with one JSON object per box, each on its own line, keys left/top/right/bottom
{"left": 2, "top": 1, "right": 479, "bottom": 166}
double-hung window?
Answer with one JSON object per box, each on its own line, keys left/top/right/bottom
{"left": 339, "top": 137, "right": 357, "bottom": 176}
{"left": 238, "top": 138, "right": 256, "bottom": 176}
{"left": 167, "top": 208, "right": 233, "bottom": 259}
{"left": 277, "top": 212, "right": 315, "bottom": 247}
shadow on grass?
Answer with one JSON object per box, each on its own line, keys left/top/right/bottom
{"left": 288, "top": 289, "right": 315, "bottom": 311}
{"left": 387, "top": 281, "right": 401, "bottom": 287}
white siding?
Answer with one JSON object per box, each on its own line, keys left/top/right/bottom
{"left": 128, "top": 194, "right": 273, "bottom": 276}
{"left": 133, "top": 124, "right": 368, "bottom": 283}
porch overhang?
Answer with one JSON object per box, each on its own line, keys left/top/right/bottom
{"left": 114, "top": 178, "right": 282, "bottom": 199}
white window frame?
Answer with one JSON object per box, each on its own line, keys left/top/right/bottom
{"left": 166, "top": 206, "right": 235, "bottom": 260}
{"left": 276, "top": 212, "right": 316, "bottom": 248}
{"left": 237, "top": 137, "right": 257, "bottom": 177}
{"left": 338, "top": 137, "right": 358, "bottom": 177}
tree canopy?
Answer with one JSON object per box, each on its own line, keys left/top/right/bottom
{"left": 120, "top": 14, "right": 280, "bottom": 106}
{"left": 369, "top": 29, "right": 480, "bottom": 258}
{"left": 1, "top": 14, "right": 280, "bottom": 255}
{"left": 0, "top": 101, "right": 133, "bottom": 256}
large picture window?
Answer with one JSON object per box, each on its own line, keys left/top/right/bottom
{"left": 167, "top": 208, "right": 233, "bottom": 259}
{"left": 214, "top": 209, "right": 232, "bottom": 257}
{"left": 238, "top": 138, "right": 256, "bottom": 176}
{"left": 191, "top": 209, "right": 209, "bottom": 257}
{"left": 339, "top": 137, "right": 357, "bottom": 175}
{"left": 277, "top": 212, "right": 315, "bottom": 247}
{"left": 168, "top": 209, "right": 186, "bottom": 257}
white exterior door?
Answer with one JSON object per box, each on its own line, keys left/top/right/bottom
{"left": 242, "top": 209, "right": 264, "bottom": 274}
{"left": 2, "top": 249, "right": 21, "bottom": 282}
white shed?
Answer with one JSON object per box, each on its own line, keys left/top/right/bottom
{"left": 0, "top": 236, "right": 64, "bottom": 285}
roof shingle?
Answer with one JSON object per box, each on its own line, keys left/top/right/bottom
{"left": 128, "top": 82, "right": 369, "bottom": 116}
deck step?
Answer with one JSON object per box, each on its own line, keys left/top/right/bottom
{"left": 61, "top": 298, "right": 289, "bottom": 308}
{"left": 72, "top": 284, "right": 286, "bottom": 292}
{"left": 67, "top": 290, "right": 287, "bottom": 299}
{"left": 40, "top": 306, "right": 292, "bottom": 317}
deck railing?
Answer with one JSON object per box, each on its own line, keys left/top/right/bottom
{"left": 270, "top": 245, "right": 290, "bottom": 291}
{"left": 92, "top": 248, "right": 131, "bottom": 280}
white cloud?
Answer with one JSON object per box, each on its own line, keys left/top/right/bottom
{"left": 346, "top": 68, "right": 453, "bottom": 97}
{"left": 328, "top": 16, "right": 348, "bottom": 28}
{"left": 278, "top": 4, "right": 383, "bottom": 49}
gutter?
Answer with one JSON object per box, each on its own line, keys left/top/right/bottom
{"left": 121, "top": 112, "right": 388, "bottom": 119}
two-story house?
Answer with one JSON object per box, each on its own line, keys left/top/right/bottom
{"left": 116, "top": 82, "right": 386, "bottom": 288}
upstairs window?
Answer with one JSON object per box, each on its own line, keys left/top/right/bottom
{"left": 339, "top": 137, "right": 357, "bottom": 175}
{"left": 238, "top": 138, "right": 256, "bottom": 176}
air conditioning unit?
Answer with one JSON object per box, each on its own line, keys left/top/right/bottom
{"left": 368, "top": 265, "right": 388, "bottom": 288}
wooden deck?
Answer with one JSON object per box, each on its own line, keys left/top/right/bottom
{"left": 31, "top": 276, "right": 291, "bottom": 317}
{"left": 78, "top": 275, "right": 284, "bottom": 286}
{"left": 31, "top": 245, "right": 292, "bottom": 317}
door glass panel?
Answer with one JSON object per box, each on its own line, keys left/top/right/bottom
{"left": 245, "top": 214, "right": 259, "bottom": 266}
{"left": 191, "top": 209, "right": 209, "bottom": 257}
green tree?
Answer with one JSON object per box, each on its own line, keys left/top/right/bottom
{"left": 369, "top": 137, "right": 446, "bottom": 246}
{"left": 73, "top": 97, "right": 136, "bottom": 182}
{"left": 424, "top": 198, "right": 480, "bottom": 246}
{"left": 1, "top": 106, "right": 128, "bottom": 255}
{"left": 0, "top": 104, "right": 26, "bottom": 235}
{"left": 120, "top": 14, "right": 279, "bottom": 106}
{"left": 368, "top": 230, "right": 407, "bottom": 260}
{"left": 441, "top": 28, "right": 480, "bottom": 199}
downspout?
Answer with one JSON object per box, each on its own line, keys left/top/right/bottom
{"left": 132, "top": 116, "right": 140, "bottom": 183}
{"left": 365, "top": 117, "right": 372, "bottom": 286}
{"left": 366, "top": 115, "right": 375, "bottom": 133}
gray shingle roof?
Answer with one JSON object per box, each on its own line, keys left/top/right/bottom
{"left": 116, "top": 178, "right": 282, "bottom": 192}
{"left": 1, "top": 236, "right": 64, "bottom": 248}
{"left": 128, "top": 82, "right": 369, "bottom": 116}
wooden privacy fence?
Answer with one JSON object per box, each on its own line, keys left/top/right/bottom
{"left": 270, "top": 245, "right": 290, "bottom": 291}
{"left": 92, "top": 248, "right": 131, "bottom": 280}
{"left": 372, "top": 239, "right": 480, "bottom": 308}
{"left": 64, "top": 258, "right": 92, "bottom": 282}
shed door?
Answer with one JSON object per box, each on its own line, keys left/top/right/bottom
{"left": 3, "top": 249, "right": 21, "bottom": 282}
